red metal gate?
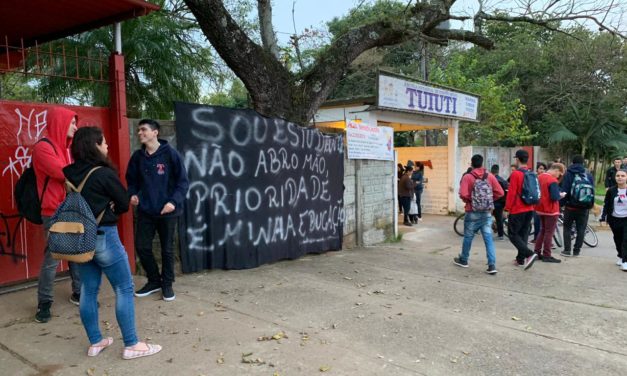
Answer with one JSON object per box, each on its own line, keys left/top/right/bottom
{"left": 0, "top": 100, "right": 110, "bottom": 286}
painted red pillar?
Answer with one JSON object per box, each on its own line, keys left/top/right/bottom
{"left": 109, "top": 52, "right": 135, "bottom": 272}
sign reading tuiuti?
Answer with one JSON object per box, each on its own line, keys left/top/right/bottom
{"left": 377, "top": 72, "right": 480, "bottom": 122}
{"left": 175, "top": 103, "right": 345, "bottom": 271}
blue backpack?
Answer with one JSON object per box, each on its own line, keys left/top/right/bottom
{"left": 519, "top": 168, "right": 541, "bottom": 205}
{"left": 48, "top": 167, "right": 104, "bottom": 263}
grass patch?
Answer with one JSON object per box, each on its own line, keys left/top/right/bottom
{"left": 385, "top": 233, "right": 403, "bottom": 243}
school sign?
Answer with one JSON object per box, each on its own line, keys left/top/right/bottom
{"left": 377, "top": 72, "right": 480, "bottom": 122}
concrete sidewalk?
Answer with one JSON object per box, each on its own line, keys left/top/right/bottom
{"left": 1, "top": 214, "right": 625, "bottom": 375}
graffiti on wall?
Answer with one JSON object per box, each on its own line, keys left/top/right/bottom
{"left": 175, "top": 103, "right": 345, "bottom": 271}
{"left": 0, "top": 101, "right": 110, "bottom": 285}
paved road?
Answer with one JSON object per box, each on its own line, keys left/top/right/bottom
{"left": 0, "top": 214, "right": 624, "bottom": 375}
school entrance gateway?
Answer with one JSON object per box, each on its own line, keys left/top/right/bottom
{"left": 314, "top": 71, "right": 480, "bottom": 235}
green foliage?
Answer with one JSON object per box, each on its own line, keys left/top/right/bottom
{"left": 33, "top": 0, "right": 214, "bottom": 119}
{"left": 202, "top": 79, "right": 249, "bottom": 108}
{"left": 430, "top": 55, "right": 532, "bottom": 146}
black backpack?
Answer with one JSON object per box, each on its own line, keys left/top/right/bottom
{"left": 14, "top": 138, "right": 57, "bottom": 224}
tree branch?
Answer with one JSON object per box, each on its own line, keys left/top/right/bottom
{"left": 427, "top": 28, "right": 495, "bottom": 49}
{"left": 478, "top": 13, "right": 626, "bottom": 40}
{"left": 258, "top": 0, "right": 280, "bottom": 59}
{"left": 299, "top": 20, "right": 415, "bottom": 121}
{"left": 184, "top": 0, "right": 291, "bottom": 117}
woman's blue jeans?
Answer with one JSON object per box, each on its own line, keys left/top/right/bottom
{"left": 77, "top": 226, "right": 138, "bottom": 347}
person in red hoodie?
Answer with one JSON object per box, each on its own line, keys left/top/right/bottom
{"left": 33, "top": 106, "right": 79, "bottom": 323}
{"left": 453, "top": 154, "right": 504, "bottom": 274}
{"left": 505, "top": 149, "right": 538, "bottom": 270}
{"left": 534, "top": 163, "right": 566, "bottom": 263}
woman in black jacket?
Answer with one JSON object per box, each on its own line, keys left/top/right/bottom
{"left": 601, "top": 169, "right": 627, "bottom": 270}
{"left": 63, "top": 127, "right": 162, "bottom": 359}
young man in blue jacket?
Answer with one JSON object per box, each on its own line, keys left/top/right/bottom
{"left": 126, "top": 119, "right": 189, "bottom": 301}
{"left": 559, "top": 155, "right": 594, "bottom": 257}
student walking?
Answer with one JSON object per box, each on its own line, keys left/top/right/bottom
{"left": 505, "top": 149, "right": 538, "bottom": 270}
{"left": 601, "top": 169, "right": 627, "bottom": 270}
{"left": 126, "top": 119, "right": 189, "bottom": 301}
{"left": 33, "top": 107, "right": 80, "bottom": 323}
{"left": 534, "top": 163, "right": 566, "bottom": 263}
{"left": 64, "top": 127, "right": 162, "bottom": 359}
{"left": 560, "top": 155, "right": 595, "bottom": 257}
{"left": 454, "top": 154, "right": 504, "bottom": 274}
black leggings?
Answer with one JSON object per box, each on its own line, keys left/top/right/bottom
{"left": 609, "top": 217, "right": 627, "bottom": 262}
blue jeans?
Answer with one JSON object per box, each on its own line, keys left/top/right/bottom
{"left": 460, "top": 211, "right": 496, "bottom": 266}
{"left": 77, "top": 226, "right": 138, "bottom": 347}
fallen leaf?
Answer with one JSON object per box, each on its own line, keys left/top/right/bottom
{"left": 320, "top": 366, "right": 331, "bottom": 372}
{"left": 343, "top": 276, "right": 353, "bottom": 280}
{"left": 86, "top": 367, "right": 96, "bottom": 376}
{"left": 217, "top": 352, "right": 225, "bottom": 364}
{"left": 511, "top": 316, "right": 522, "bottom": 321}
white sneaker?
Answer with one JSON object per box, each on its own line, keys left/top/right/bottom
{"left": 617, "top": 258, "right": 623, "bottom": 266}
{"left": 621, "top": 262, "right": 627, "bottom": 271}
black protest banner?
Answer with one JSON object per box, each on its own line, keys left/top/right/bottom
{"left": 175, "top": 102, "right": 345, "bottom": 271}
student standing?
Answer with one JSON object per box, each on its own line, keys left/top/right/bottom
{"left": 64, "top": 127, "right": 162, "bottom": 359}
{"left": 33, "top": 107, "right": 80, "bottom": 323}
{"left": 398, "top": 166, "right": 414, "bottom": 226}
{"left": 505, "top": 150, "right": 538, "bottom": 270}
{"left": 601, "top": 169, "right": 627, "bottom": 270}
{"left": 534, "top": 163, "right": 566, "bottom": 263}
{"left": 411, "top": 162, "right": 425, "bottom": 222}
{"left": 490, "top": 164, "right": 509, "bottom": 240}
{"left": 559, "top": 155, "right": 595, "bottom": 257}
{"left": 126, "top": 119, "right": 189, "bottom": 301}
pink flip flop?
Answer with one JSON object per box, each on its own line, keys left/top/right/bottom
{"left": 87, "top": 337, "right": 113, "bottom": 357}
{"left": 122, "top": 343, "right": 162, "bottom": 360}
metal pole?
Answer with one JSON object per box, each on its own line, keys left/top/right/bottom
{"left": 114, "top": 23, "right": 122, "bottom": 54}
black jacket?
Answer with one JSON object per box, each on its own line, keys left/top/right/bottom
{"left": 560, "top": 163, "right": 594, "bottom": 208}
{"left": 605, "top": 166, "right": 619, "bottom": 188}
{"left": 63, "top": 160, "right": 130, "bottom": 226}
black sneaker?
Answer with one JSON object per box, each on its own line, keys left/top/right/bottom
{"left": 560, "top": 250, "right": 572, "bottom": 257}
{"left": 453, "top": 257, "right": 469, "bottom": 268}
{"left": 35, "top": 302, "right": 51, "bottom": 323}
{"left": 523, "top": 253, "right": 537, "bottom": 270}
{"left": 573, "top": 251, "right": 581, "bottom": 257}
{"left": 69, "top": 293, "right": 80, "bottom": 306}
{"left": 542, "top": 256, "right": 562, "bottom": 263}
{"left": 135, "top": 282, "right": 162, "bottom": 297}
{"left": 162, "top": 285, "right": 175, "bottom": 302}
{"left": 485, "top": 264, "right": 498, "bottom": 275}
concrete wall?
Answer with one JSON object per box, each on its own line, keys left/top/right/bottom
{"left": 343, "top": 157, "right": 395, "bottom": 248}
{"left": 396, "top": 146, "right": 449, "bottom": 214}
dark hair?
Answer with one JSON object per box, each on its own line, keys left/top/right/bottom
{"left": 71, "top": 127, "right": 116, "bottom": 170}
{"left": 536, "top": 162, "right": 547, "bottom": 171}
{"left": 138, "top": 118, "right": 160, "bottom": 131}
{"left": 471, "top": 154, "right": 483, "bottom": 168}
{"left": 572, "top": 155, "right": 584, "bottom": 164}
{"left": 415, "top": 161, "right": 424, "bottom": 171}
{"left": 517, "top": 155, "right": 529, "bottom": 164}
{"left": 490, "top": 164, "right": 499, "bottom": 174}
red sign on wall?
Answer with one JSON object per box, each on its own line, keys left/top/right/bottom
{"left": 0, "top": 100, "right": 110, "bottom": 286}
